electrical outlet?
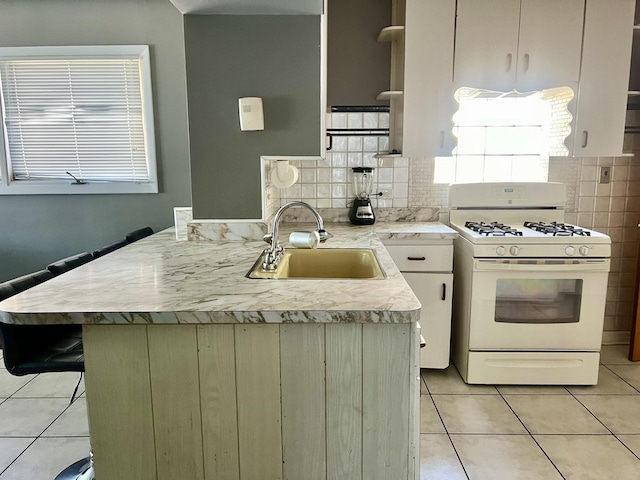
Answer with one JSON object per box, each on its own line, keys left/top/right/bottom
{"left": 599, "top": 166, "right": 611, "bottom": 184}
{"left": 377, "top": 189, "right": 393, "bottom": 197}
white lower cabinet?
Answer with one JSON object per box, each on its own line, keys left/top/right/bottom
{"left": 403, "top": 272, "right": 453, "bottom": 369}
{"left": 384, "top": 243, "right": 454, "bottom": 369}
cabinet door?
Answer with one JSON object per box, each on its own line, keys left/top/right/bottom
{"left": 403, "top": 0, "right": 457, "bottom": 157}
{"left": 516, "top": 0, "right": 584, "bottom": 91}
{"left": 453, "top": 0, "right": 521, "bottom": 92}
{"left": 402, "top": 273, "right": 453, "bottom": 369}
{"left": 573, "top": 0, "right": 635, "bottom": 157}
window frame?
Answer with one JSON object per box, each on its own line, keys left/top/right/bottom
{"left": 0, "top": 45, "right": 158, "bottom": 195}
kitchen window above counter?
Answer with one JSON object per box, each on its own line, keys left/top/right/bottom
{"left": 433, "top": 86, "right": 573, "bottom": 184}
{"left": 0, "top": 45, "right": 157, "bottom": 195}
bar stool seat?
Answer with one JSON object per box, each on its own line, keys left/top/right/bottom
{"left": 92, "top": 239, "right": 129, "bottom": 259}
{"left": 125, "top": 226, "right": 154, "bottom": 243}
{"left": 47, "top": 252, "right": 93, "bottom": 276}
{"left": 9, "top": 270, "right": 54, "bottom": 291}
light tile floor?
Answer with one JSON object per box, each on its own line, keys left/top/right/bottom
{"left": 420, "top": 345, "right": 640, "bottom": 479}
{"left": 1, "top": 346, "right": 640, "bottom": 479}
{"left": 0, "top": 355, "right": 89, "bottom": 480}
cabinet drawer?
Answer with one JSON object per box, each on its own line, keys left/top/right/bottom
{"left": 385, "top": 245, "right": 453, "bottom": 272}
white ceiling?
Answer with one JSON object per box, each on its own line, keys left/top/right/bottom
{"left": 168, "top": 0, "right": 323, "bottom": 15}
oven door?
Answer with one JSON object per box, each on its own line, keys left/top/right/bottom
{"left": 469, "top": 258, "right": 610, "bottom": 350}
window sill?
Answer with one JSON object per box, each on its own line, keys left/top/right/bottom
{"left": 0, "top": 181, "right": 158, "bottom": 195}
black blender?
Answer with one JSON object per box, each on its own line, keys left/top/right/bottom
{"left": 349, "top": 167, "right": 375, "bottom": 225}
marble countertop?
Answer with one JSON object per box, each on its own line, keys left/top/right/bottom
{"left": 375, "top": 221, "right": 457, "bottom": 241}
{"left": 0, "top": 222, "right": 455, "bottom": 326}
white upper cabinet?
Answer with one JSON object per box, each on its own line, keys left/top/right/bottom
{"left": 399, "top": 0, "right": 633, "bottom": 158}
{"left": 573, "top": 0, "right": 635, "bottom": 157}
{"left": 403, "top": 0, "right": 456, "bottom": 157}
{"left": 453, "top": 0, "right": 585, "bottom": 92}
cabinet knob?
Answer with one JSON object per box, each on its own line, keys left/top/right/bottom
{"left": 506, "top": 53, "right": 513, "bottom": 72}
{"left": 523, "top": 53, "right": 530, "bottom": 72}
{"left": 582, "top": 130, "right": 589, "bottom": 148}
{"left": 407, "top": 256, "right": 426, "bottom": 261}
{"left": 441, "top": 283, "right": 447, "bottom": 301}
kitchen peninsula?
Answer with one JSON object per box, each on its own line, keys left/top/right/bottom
{"left": 0, "top": 224, "right": 450, "bottom": 480}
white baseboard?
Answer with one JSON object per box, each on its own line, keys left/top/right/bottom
{"left": 602, "top": 331, "right": 630, "bottom": 346}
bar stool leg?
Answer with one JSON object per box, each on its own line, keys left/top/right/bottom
{"left": 54, "top": 451, "right": 94, "bottom": 480}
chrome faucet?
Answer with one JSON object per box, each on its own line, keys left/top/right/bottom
{"left": 262, "top": 201, "right": 332, "bottom": 270}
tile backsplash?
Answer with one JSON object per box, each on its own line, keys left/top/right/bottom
{"left": 574, "top": 155, "right": 640, "bottom": 335}
{"left": 274, "top": 111, "right": 410, "bottom": 209}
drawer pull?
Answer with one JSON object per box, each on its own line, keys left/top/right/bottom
{"left": 442, "top": 283, "right": 447, "bottom": 301}
{"left": 407, "top": 256, "right": 426, "bottom": 261}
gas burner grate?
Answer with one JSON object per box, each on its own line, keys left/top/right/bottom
{"left": 523, "top": 221, "right": 591, "bottom": 236}
{"left": 464, "top": 221, "right": 523, "bottom": 236}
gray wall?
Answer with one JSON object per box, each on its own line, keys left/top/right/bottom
{"left": 327, "top": 0, "right": 391, "bottom": 106}
{"left": 184, "top": 15, "right": 322, "bottom": 219}
{"left": 0, "top": 0, "right": 191, "bottom": 282}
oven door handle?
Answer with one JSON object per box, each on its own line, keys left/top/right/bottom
{"left": 474, "top": 258, "right": 610, "bottom": 272}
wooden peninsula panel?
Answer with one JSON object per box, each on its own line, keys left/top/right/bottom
{"left": 280, "top": 324, "right": 326, "bottom": 479}
{"left": 326, "top": 324, "right": 363, "bottom": 480}
{"left": 234, "top": 324, "right": 283, "bottom": 480}
{"left": 148, "top": 325, "right": 204, "bottom": 480}
{"left": 197, "top": 325, "right": 240, "bottom": 479}
{"left": 83, "top": 325, "right": 157, "bottom": 479}
{"left": 82, "top": 322, "right": 419, "bottom": 480}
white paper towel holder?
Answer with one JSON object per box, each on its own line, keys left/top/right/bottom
{"left": 271, "top": 160, "right": 299, "bottom": 189}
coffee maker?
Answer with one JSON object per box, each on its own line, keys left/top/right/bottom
{"left": 349, "top": 167, "right": 375, "bottom": 225}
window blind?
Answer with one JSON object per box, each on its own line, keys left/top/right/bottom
{"left": 0, "top": 57, "right": 150, "bottom": 183}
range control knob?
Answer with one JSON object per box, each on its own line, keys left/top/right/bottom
{"left": 509, "top": 246, "right": 520, "bottom": 256}
{"left": 565, "top": 246, "right": 575, "bottom": 256}
{"left": 579, "top": 245, "right": 589, "bottom": 256}
{"left": 496, "top": 246, "right": 506, "bottom": 256}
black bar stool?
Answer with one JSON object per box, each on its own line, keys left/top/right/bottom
{"left": 47, "top": 253, "right": 93, "bottom": 276}
{"left": 92, "top": 239, "right": 129, "bottom": 259}
{"left": 0, "top": 276, "right": 93, "bottom": 480}
{"left": 9, "top": 270, "right": 54, "bottom": 291}
{"left": 125, "top": 226, "right": 154, "bottom": 243}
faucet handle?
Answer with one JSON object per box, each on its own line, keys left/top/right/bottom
{"left": 262, "top": 233, "right": 273, "bottom": 245}
{"left": 317, "top": 229, "right": 333, "bottom": 243}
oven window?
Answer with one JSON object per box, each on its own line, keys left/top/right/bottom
{"left": 494, "top": 279, "right": 583, "bottom": 324}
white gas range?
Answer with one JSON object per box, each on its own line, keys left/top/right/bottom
{"left": 448, "top": 182, "right": 611, "bottom": 385}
